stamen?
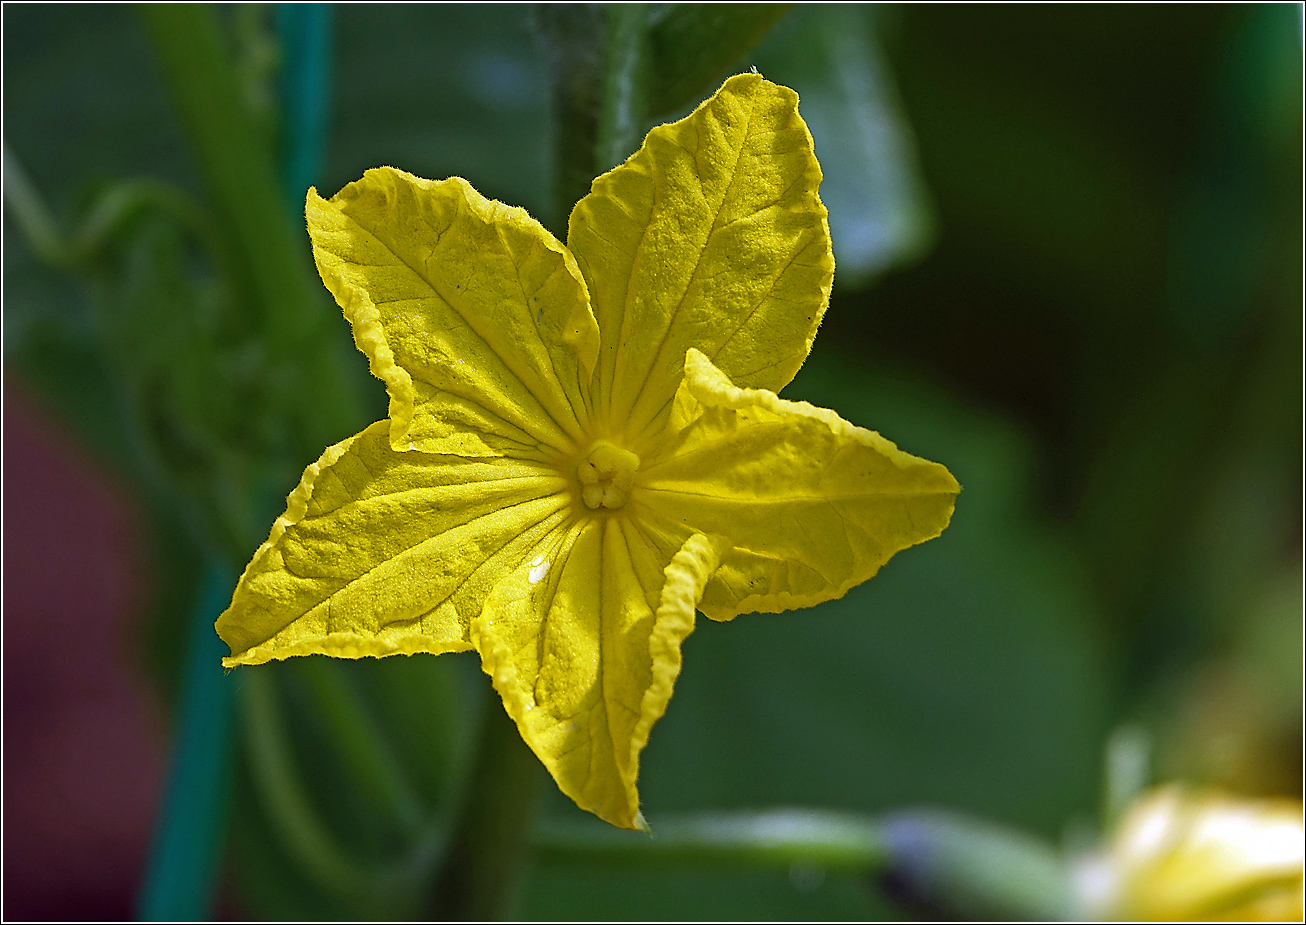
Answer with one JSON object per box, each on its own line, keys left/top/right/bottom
{"left": 576, "top": 441, "right": 640, "bottom": 510}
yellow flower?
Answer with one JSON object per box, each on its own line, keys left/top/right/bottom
{"left": 216, "top": 74, "right": 959, "bottom": 829}
{"left": 1074, "top": 785, "right": 1305, "bottom": 921}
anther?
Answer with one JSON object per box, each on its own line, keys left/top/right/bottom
{"left": 576, "top": 441, "right": 640, "bottom": 510}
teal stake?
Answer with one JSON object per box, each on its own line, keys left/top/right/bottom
{"left": 276, "top": 3, "right": 333, "bottom": 213}
{"left": 137, "top": 566, "right": 236, "bottom": 920}
{"left": 138, "top": 7, "right": 335, "bottom": 918}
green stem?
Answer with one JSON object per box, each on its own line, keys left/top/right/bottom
{"left": 537, "top": 3, "right": 605, "bottom": 234}
{"left": 534, "top": 808, "right": 1073, "bottom": 921}
{"left": 594, "top": 4, "right": 650, "bottom": 174}
{"left": 139, "top": 4, "right": 310, "bottom": 340}
{"left": 241, "top": 666, "right": 450, "bottom": 918}
{"left": 138, "top": 2, "right": 362, "bottom": 455}
{"left": 540, "top": 4, "right": 652, "bottom": 231}
{"left": 534, "top": 809, "right": 889, "bottom": 871}
{"left": 245, "top": 663, "right": 462, "bottom": 919}
{"left": 430, "top": 683, "right": 544, "bottom": 920}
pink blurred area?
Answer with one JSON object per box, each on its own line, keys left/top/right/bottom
{"left": 3, "top": 379, "right": 164, "bottom": 920}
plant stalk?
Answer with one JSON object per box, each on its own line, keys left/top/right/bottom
{"left": 430, "top": 683, "right": 544, "bottom": 920}
{"left": 535, "top": 809, "right": 890, "bottom": 871}
{"left": 594, "top": 3, "right": 650, "bottom": 174}
{"left": 138, "top": 2, "right": 362, "bottom": 459}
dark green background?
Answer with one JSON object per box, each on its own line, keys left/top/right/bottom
{"left": 4, "top": 4, "right": 1300, "bottom": 920}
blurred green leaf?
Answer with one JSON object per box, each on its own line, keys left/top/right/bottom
{"left": 645, "top": 3, "right": 792, "bottom": 118}
{"left": 5, "top": 5, "right": 371, "bottom": 559}
{"left": 328, "top": 5, "right": 553, "bottom": 220}
{"left": 752, "top": 6, "right": 935, "bottom": 287}
{"left": 3, "top": 148, "right": 275, "bottom": 556}
{"left": 87, "top": 204, "right": 264, "bottom": 553}
{"left": 4, "top": 5, "right": 201, "bottom": 473}
{"left": 230, "top": 654, "right": 476, "bottom": 920}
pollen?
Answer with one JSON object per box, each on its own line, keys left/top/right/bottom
{"left": 576, "top": 441, "right": 641, "bottom": 510}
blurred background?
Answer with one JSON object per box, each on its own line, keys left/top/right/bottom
{"left": 3, "top": 4, "right": 1300, "bottom": 920}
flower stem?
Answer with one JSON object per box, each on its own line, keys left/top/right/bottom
{"left": 594, "top": 3, "right": 650, "bottom": 174}
{"left": 537, "top": 3, "right": 604, "bottom": 234}
{"left": 534, "top": 808, "right": 1073, "bottom": 921}
{"left": 537, "top": 4, "right": 650, "bottom": 234}
{"left": 430, "top": 683, "right": 544, "bottom": 920}
{"left": 534, "top": 809, "right": 890, "bottom": 872}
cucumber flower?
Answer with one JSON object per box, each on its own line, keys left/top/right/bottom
{"left": 217, "top": 74, "right": 959, "bottom": 829}
{"left": 1074, "top": 785, "right": 1305, "bottom": 921}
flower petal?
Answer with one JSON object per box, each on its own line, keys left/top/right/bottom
{"left": 639, "top": 349, "right": 960, "bottom": 619}
{"left": 472, "top": 518, "right": 724, "bottom": 829}
{"left": 307, "top": 168, "right": 601, "bottom": 459}
{"left": 568, "top": 73, "right": 834, "bottom": 450}
{"left": 1091, "top": 785, "right": 1306, "bottom": 921}
{"left": 217, "top": 420, "right": 571, "bottom": 667}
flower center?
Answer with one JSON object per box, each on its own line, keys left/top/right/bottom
{"left": 576, "top": 441, "right": 640, "bottom": 511}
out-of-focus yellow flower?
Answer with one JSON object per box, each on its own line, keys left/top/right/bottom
{"left": 1074, "top": 784, "right": 1304, "bottom": 921}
